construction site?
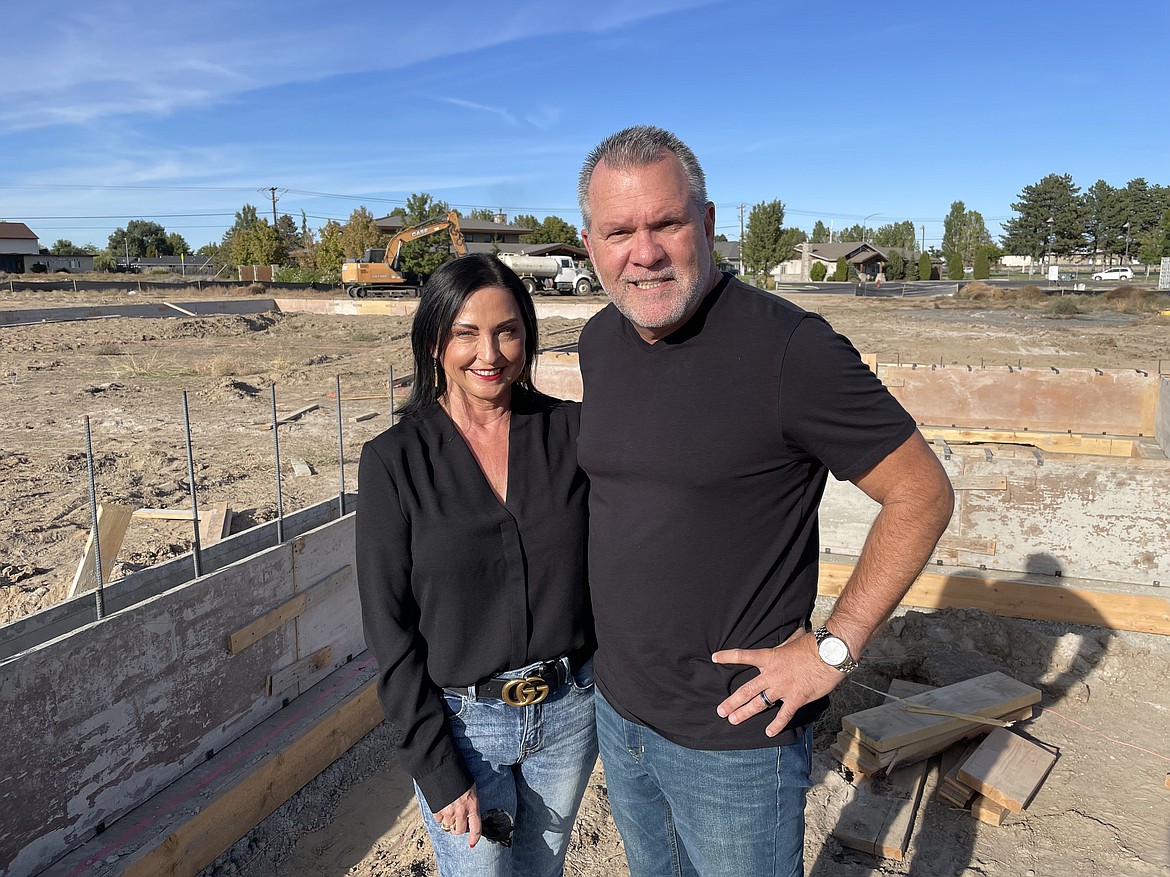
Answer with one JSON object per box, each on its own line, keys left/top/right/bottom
{"left": 2, "top": 281, "right": 1169, "bottom": 877}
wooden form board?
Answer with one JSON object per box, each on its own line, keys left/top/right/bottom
{"left": 843, "top": 672, "right": 1040, "bottom": 754}
{"left": 267, "top": 645, "right": 333, "bottom": 696}
{"left": 117, "top": 680, "right": 382, "bottom": 877}
{"left": 817, "top": 561, "right": 1170, "bottom": 636}
{"left": 69, "top": 502, "right": 134, "bottom": 597}
{"left": 971, "top": 795, "right": 1010, "bottom": 825}
{"left": 832, "top": 757, "right": 929, "bottom": 860}
{"left": 262, "top": 403, "right": 319, "bottom": 429}
{"left": 957, "top": 728, "right": 1058, "bottom": 814}
{"left": 920, "top": 426, "right": 1137, "bottom": 458}
{"left": 197, "top": 501, "right": 232, "bottom": 545}
{"left": 226, "top": 565, "right": 352, "bottom": 654}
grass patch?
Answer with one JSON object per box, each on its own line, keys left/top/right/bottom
{"left": 92, "top": 342, "right": 124, "bottom": 356}
{"left": 203, "top": 354, "right": 244, "bottom": 377}
{"left": 1047, "top": 297, "right": 1080, "bottom": 316}
{"left": 115, "top": 351, "right": 199, "bottom": 378}
{"left": 350, "top": 330, "right": 380, "bottom": 343}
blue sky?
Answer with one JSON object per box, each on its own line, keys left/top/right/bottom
{"left": 3, "top": 0, "right": 1168, "bottom": 253}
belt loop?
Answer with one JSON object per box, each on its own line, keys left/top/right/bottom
{"left": 466, "top": 683, "right": 478, "bottom": 703}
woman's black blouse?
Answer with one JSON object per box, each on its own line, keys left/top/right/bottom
{"left": 355, "top": 388, "right": 591, "bottom": 809}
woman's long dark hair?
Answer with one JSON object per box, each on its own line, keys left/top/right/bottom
{"left": 397, "top": 253, "right": 539, "bottom": 417}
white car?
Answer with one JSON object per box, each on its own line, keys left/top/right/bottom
{"left": 1092, "top": 266, "right": 1134, "bottom": 282}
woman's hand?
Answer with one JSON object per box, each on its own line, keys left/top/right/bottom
{"left": 433, "top": 785, "right": 483, "bottom": 847}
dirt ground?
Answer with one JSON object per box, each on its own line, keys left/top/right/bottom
{"left": 2, "top": 281, "right": 1169, "bottom": 876}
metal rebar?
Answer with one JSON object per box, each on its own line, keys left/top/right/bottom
{"left": 271, "top": 384, "right": 285, "bottom": 544}
{"left": 84, "top": 416, "right": 106, "bottom": 620}
{"left": 335, "top": 374, "right": 346, "bottom": 517}
{"left": 388, "top": 365, "right": 395, "bottom": 428}
{"left": 182, "top": 391, "right": 203, "bottom": 578}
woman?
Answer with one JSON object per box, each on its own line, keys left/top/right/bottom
{"left": 356, "top": 253, "right": 595, "bottom": 876}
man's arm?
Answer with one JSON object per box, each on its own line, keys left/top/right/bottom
{"left": 713, "top": 430, "right": 954, "bottom": 737}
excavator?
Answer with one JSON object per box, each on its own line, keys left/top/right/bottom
{"left": 341, "top": 210, "right": 467, "bottom": 298}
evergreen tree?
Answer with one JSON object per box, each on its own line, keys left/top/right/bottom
{"left": 872, "top": 220, "right": 917, "bottom": 250}
{"left": 810, "top": 220, "right": 831, "bottom": 244}
{"left": 809, "top": 261, "right": 827, "bottom": 281}
{"left": 918, "top": 252, "right": 932, "bottom": 281}
{"left": 741, "top": 199, "right": 794, "bottom": 279}
{"left": 946, "top": 252, "right": 964, "bottom": 280}
{"left": 832, "top": 256, "right": 848, "bottom": 282}
{"left": 973, "top": 249, "right": 990, "bottom": 279}
{"left": 1000, "top": 174, "right": 1085, "bottom": 258}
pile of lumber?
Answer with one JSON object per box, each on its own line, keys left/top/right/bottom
{"left": 832, "top": 671, "right": 1040, "bottom": 776}
{"left": 936, "top": 727, "right": 1059, "bottom": 825}
{"left": 831, "top": 673, "right": 1055, "bottom": 861}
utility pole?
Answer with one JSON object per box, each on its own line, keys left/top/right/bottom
{"left": 921, "top": 224, "right": 926, "bottom": 254}
{"left": 269, "top": 187, "right": 279, "bottom": 226}
{"left": 738, "top": 203, "right": 746, "bottom": 242}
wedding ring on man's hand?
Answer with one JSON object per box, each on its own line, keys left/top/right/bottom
{"left": 758, "top": 691, "right": 776, "bottom": 710}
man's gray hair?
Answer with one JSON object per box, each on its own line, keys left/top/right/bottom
{"left": 577, "top": 125, "right": 708, "bottom": 230}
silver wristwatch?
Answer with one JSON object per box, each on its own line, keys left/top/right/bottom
{"left": 813, "top": 626, "right": 858, "bottom": 674}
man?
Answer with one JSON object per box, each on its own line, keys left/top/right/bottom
{"left": 575, "top": 125, "right": 954, "bottom": 877}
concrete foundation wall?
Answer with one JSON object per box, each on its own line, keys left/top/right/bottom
{"left": 1157, "top": 376, "right": 1170, "bottom": 456}
{"left": 881, "top": 365, "right": 1159, "bottom": 436}
{"left": 274, "top": 298, "right": 603, "bottom": 321}
{"left": 0, "top": 508, "right": 363, "bottom": 877}
{"left": 821, "top": 445, "right": 1170, "bottom": 585}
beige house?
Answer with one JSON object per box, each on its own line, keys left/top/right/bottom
{"left": 772, "top": 241, "right": 910, "bottom": 283}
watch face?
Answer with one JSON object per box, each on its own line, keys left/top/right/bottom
{"left": 819, "top": 636, "right": 849, "bottom": 666}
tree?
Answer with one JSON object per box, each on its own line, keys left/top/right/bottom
{"left": 973, "top": 249, "right": 990, "bottom": 280}
{"left": 1081, "top": 179, "right": 1128, "bottom": 265}
{"left": 390, "top": 193, "right": 455, "bottom": 280}
{"left": 1000, "top": 174, "right": 1085, "bottom": 258}
{"left": 165, "top": 232, "right": 191, "bottom": 257}
{"left": 884, "top": 250, "right": 907, "bottom": 281}
{"left": 809, "top": 261, "right": 827, "bottom": 281}
{"left": 832, "top": 256, "right": 848, "bottom": 282}
{"left": 50, "top": 239, "right": 88, "bottom": 255}
{"left": 229, "top": 220, "right": 281, "bottom": 267}
{"left": 467, "top": 207, "right": 499, "bottom": 221}
{"left": 714, "top": 233, "right": 729, "bottom": 243}
{"left": 315, "top": 220, "right": 346, "bottom": 274}
{"left": 872, "top": 221, "right": 917, "bottom": 250}
{"left": 741, "top": 199, "right": 793, "bottom": 279}
{"left": 810, "top": 220, "right": 831, "bottom": 244}
{"left": 275, "top": 214, "right": 300, "bottom": 258}
{"left": 108, "top": 220, "right": 172, "bottom": 259}
{"left": 528, "top": 216, "right": 583, "bottom": 247}
{"left": 946, "top": 252, "right": 964, "bottom": 280}
{"left": 837, "top": 223, "right": 866, "bottom": 242}
{"left": 941, "top": 201, "right": 992, "bottom": 268}
{"left": 1136, "top": 208, "right": 1170, "bottom": 267}
{"left": 918, "top": 252, "right": 932, "bottom": 281}
{"left": 340, "top": 207, "right": 384, "bottom": 260}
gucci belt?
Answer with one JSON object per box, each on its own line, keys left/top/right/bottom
{"left": 445, "top": 659, "right": 570, "bottom": 706}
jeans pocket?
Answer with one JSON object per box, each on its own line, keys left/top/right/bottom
{"left": 569, "top": 656, "right": 595, "bottom": 692}
{"left": 441, "top": 690, "right": 469, "bottom": 720}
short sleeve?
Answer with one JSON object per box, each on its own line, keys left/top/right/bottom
{"left": 777, "top": 315, "right": 917, "bottom": 482}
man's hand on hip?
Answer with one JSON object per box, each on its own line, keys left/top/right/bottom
{"left": 711, "top": 629, "right": 845, "bottom": 737}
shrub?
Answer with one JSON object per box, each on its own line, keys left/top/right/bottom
{"left": 1047, "top": 297, "right": 1079, "bottom": 315}
{"left": 918, "top": 253, "right": 932, "bottom": 281}
{"left": 946, "top": 254, "right": 964, "bottom": 280}
{"left": 809, "top": 262, "right": 827, "bottom": 282}
{"left": 832, "top": 256, "right": 848, "bottom": 282}
{"left": 973, "top": 250, "right": 990, "bottom": 280}
{"left": 29, "top": 262, "right": 48, "bottom": 274}
{"left": 886, "top": 251, "right": 907, "bottom": 280}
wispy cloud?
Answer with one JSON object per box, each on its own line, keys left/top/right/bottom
{"left": 434, "top": 97, "right": 519, "bottom": 126}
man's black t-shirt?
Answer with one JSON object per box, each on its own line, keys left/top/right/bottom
{"left": 577, "top": 274, "right": 916, "bottom": 750}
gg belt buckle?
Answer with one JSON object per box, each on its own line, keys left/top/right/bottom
{"left": 501, "top": 675, "right": 551, "bottom": 706}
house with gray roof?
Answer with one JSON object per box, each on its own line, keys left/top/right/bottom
{"left": 772, "top": 241, "right": 912, "bottom": 283}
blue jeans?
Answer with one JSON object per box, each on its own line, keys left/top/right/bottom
{"left": 415, "top": 657, "right": 598, "bottom": 877}
{"left": 595, "top": 689, "right": 813, "bottom": 877}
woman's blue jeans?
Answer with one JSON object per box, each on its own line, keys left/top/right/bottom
{"left": 415, "top": 657, "right": 598, "bottom": 877}
{"left": 595, "top": 688, "right": 813, "bottom": 877}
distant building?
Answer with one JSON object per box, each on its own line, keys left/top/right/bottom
{"left": 0, "top": 222, "right": 95, "bottom": 273}
{"left": 715, "top": 240, "right": 742, "bottom": 275}
{"left": 118, "top": 255, "right": 218, "bottom": 275}
{"left": 772, "top": 241, "right": 912, "bottom": 283}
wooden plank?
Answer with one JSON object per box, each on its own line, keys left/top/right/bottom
{"left": 957, "top": 728, "right": 1058, "bottom": 814}
{"left": 262, "top": 403, "right": 319, "bottom": 429}
{"left": 352, "top": 411, "right": 379, "bottom": 422}
{"left": 132, "top": 507, "right": 196, "bottom": 520}
{"left": 948, "top": 476, "right": 1008, "bottom": 491}
{"left": 817, "top": 561, "right": 1170, "bottom": 636}
{"left": 290, "top": 458, "right": 314, "bottom": 477}
{"left": 970, "top": 794, "right": 1010, "bottom": 826}
{"left": 935, "top": 534, "right": 996, "bottom": 555}
{"left": 69, "top": 502, "right": 135, "bottom": 597}
{"left": 226, "top": 565, "right": 352, "bottom": 654}
{"left": 267, "top": 645, "right": 333, "bottom": 696}
{"left": 197, "top": 501, "right": 232, "bottom": 545}
{"left": 936, "top": 740, "right": 982, "bottom": 807}
{"left": 832, "top": 754, "right": 929, "bottom": 860}
{"left": 918, "top": 426, "right": 1135, "bottom": 458}
{"left": 119, "top": 681, "right": 383, "bottom": 877}
{"left": 843, "top": 673, "right": 1040, "bottom": 754}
